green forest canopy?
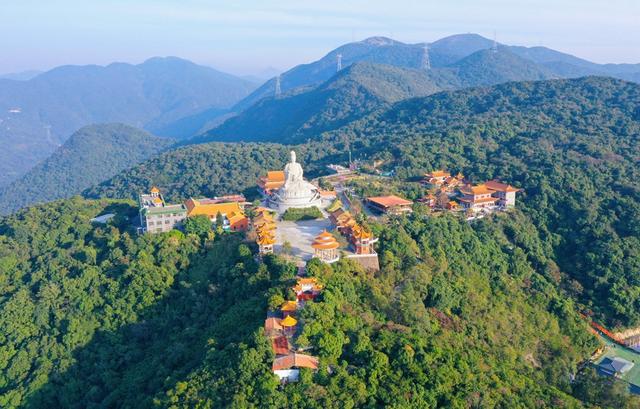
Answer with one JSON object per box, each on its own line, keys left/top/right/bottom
{"left": 0, "top": 197, "right": 638, "bottom": 407}
{"left": 89, "top": 76, "right": 640, "bottom": 327}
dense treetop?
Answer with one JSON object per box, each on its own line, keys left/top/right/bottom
{"left": 92, "top": 76, "right": 640, "bottom": 327}
{"left": 1, "top": 197, "right": 638, "bottom": 407}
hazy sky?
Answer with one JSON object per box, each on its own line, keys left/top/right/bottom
{"left": 1, "top": 0, "right": 638, "bottom": 75}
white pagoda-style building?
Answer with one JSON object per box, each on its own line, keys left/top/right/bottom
{"left": 268, "top": 150, "right": 322, "bottom": 212}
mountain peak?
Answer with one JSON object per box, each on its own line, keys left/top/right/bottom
{"left": 360, "top": 36, "right": 400, "bottom": 46}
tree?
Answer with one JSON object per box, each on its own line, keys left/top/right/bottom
{"left": 184, "top": 215, "right": 212, "bottom": 239}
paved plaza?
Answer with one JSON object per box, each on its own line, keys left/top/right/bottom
{"left": 275, "top": 218, "right": 332, "bottom": 261}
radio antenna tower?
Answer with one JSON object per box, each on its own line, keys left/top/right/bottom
{"left": 492, "top": 31, "right": 498, "bottom": 53}
{"left": 336, "top": 53, "right": 343, "bottom": 72}
{"left": 274, "top": 75, "right": 281, "bottom": 97}
{"left": 421, "top": 45, "right": 431, "bottom": 70}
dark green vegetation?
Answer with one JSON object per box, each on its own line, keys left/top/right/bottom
{"left": 199, "top": 63, "right": 441, "bottom": 144}
{"left": 0, "top": 124, "right": 171, "bottom": 215}
{"left": 0, "top": 57, "right": 255, "bottom": 186}
{"left": 84, "top": 142, "right": 305, "bottom": 203}
{"left": 3, "top": 75, "right": 640, "bottom": 407}
{"left": 321, "top": 76, "right": 640, "bottom": 328}
{"left": 0, "top": 197, "right": 295, "bottom": 408}
{"left": 96, "top": 76, "right": 640, "bottom": 329}
{"left": 281, "top": 206, "right": 323, "bottom": 221}
{"left": 3, "top": 197, "right": 639, "bottom": 407}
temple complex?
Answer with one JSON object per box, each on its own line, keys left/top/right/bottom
{"left": 267, "top": 151, "right": 322, "bottom": 212}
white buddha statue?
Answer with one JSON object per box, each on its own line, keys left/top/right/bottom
{"left": 269, "top": 150, "right": 322, "bottom": 212}
{"left": 284, "top": 150, "right": 304, "bottom": 185}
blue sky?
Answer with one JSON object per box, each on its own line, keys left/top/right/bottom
{"left": 1, "top": 0, "right": 638, "bottom": 75}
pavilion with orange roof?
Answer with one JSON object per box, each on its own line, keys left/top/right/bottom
{"left": 311, "top": 230, "right": 340, "bottom": 263}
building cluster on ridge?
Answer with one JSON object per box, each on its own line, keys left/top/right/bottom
{"left": 138, "top": 188, "right": 249, "bottom": 234}
{"left": 264, "top": 276, "right": 323, "bottom": 383}
{"left": 419, "top": 170, "right": 521, "bottom": 216}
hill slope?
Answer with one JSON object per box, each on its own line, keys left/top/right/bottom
{"left": 0, "top": 124, "right": 171, "bottom": 215}
{"left": 198, "top": 62, "right": 441, "bottom": 144}
{"left": 0, "top": 57, "right": 255, "bottom": 186}
{"left": 437, "top": 47, "right": 556, "bottom": 87}
{"left": 92, "top": 77, "right": 640, "bottom": 328}
{"left": 195, "top": 49, "right": 554, "bottom": 145}
{"left": 2, "top": 197, "right": 636, "bottom": 408}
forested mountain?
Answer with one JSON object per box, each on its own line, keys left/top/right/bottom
{"left": 93, "top": 76, "right": 640, "bottom": 329}
{"left": 2, "top": 76, "right": 640, "bottom": 408}
{"left": 229, "top": 33, "right": 640, "bottom": 117}
{"left": 2, "top": 197, "right": 637, "bottom": 408}
{"left": 194, "top": 50, "right": 553, "bottom": 145}
{"left": 0, "top": 57, "right": 255, "bottom": 186}
{"left": 0, "top": 124, "right": 171, "bottom": 215}
{"left": 437, "top": 48, "right": 556, "bottom": 87}
{"left": 196, "top": 63, "right": 441, "bottom": 144}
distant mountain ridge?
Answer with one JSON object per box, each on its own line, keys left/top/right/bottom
{"left": 229, "top": 33, "right": 640, "bottom": 115}
{"left": 196, "top": 62, "right": 442, "bottom": 144}
{"left": 194, "top": 48, "right": 556, "bottom": 145}
{"left": 0, "top": 123, "right": 171, "bottom": 215}
{"left": 0, "top": 57, "right": 256, "bottom": 186}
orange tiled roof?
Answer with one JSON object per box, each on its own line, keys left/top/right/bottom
{"left": 485, "top": 180, "right": 520, "bottom": 192}
{"left": 367, "top": 195, "right": 413, "bottom": 208}
{"left": 150, "top": 186, "right": 160, "bottom": 193}
{"left": 185, "top": 198, "right": 245, "bottom": 218}
{"left": 267, "top": 171, "right": 285, "bottom": 182}
{"left": 264, "top": 317, "right": 282, "bottom": 332}
{"left": 298, "top": 277, "right": 319, "bottom": 285}
{"left": 281, "top": 315, "right": 297, "bottom": 327}
{"left": 227, "top": 212, "right": 247, "bottom": 224}
{"left": 459, "top": 184, "right": 493, "bottom": 196}
{"left": 281, "top": 300, "right": 297, "bottom": 312}
{"left": 272, "top": 353, "right": 319, "bottom": 371}
{"left": 271, "top": 336, "right": 290, "bottom": 355}
{"left": 351, "top": 224, "right": 373, "bottom": 240}
{"left": 258, "top": 171, "right": 286, "bottom": 190}
{"left": 312, "top": 230, "right": 339, "bottom": 250}
{"left": 426, "top": 170, "right": 450, "bottom": 178}
{"left": 257, "top": 235, "right": 275, "bottom": 245}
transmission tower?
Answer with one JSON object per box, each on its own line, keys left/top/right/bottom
{"left": 421, "top": 45, "right": 431, "bottom": 70}
{"left": 274, "top": 75, "right": 281, "bottom": 97}
{"left": 43, "top": 125, "right": 52, "bottom": 143}
{"left": 492, "top": 31, "right": 498, "bottom": 52}
{"left": 336, "top": 53, "right": 343, "bottom": 72}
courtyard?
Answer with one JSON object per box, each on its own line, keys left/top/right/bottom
{"left": 274, "top": 218, "right": 332, "bottom": 261}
